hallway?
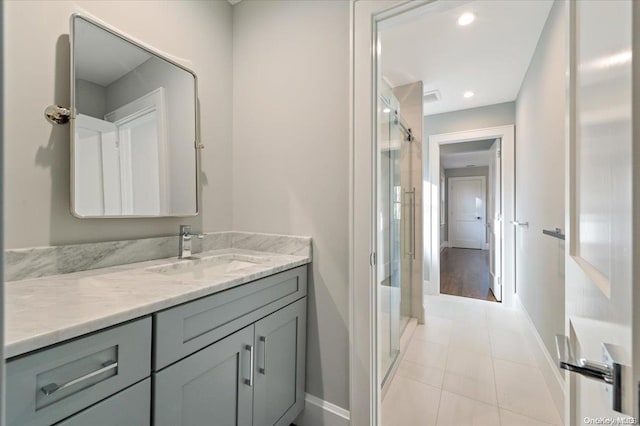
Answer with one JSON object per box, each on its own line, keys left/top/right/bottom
{"left": 382, "top": 295, "right": 563, "bottom": 426}
{"left": 440, "top": 248, "right": 497, "bottom": 302}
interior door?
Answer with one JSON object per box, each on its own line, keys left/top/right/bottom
{"left": 489, "top": 140, "right": 502, "bottom": 301}
{"left": 74, "top": 114, "right": 119, "bottom": 216}
{"left": 563, "top": 0, "right": 637, "bottom": 423}
{"left": 449, "top": 176, "right": 486, "bottom": 249}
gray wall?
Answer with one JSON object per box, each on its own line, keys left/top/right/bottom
{"left": 232, "top": 0, "right": 350, "bottom": 411}
{"left": 515, "top": 0, "right": 566, "bottom": 369}
{"left": 443, "top": 166, "right": 489, "bottom": 243}
{"left": 4, "top": 0, "right": 233, "bottom": 248}
{"left": 424, "top": 101, "right": 515, "bottom": 139}
{"left": 76, "top": 79, "right": 107, "bottom": 118}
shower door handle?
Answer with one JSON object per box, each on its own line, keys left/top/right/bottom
{"left": 404, "top": 188, "right": 416, "bottom": 259}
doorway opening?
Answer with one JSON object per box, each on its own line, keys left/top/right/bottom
{"left": 439, "top": 138, "right": 500, "bottom": 303}
{"left": 428, "top": 126, "right": 515, "bottom": 307}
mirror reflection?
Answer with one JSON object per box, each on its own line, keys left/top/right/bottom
{"left": 72, "top": 16, "right": 198, "bottom": 217}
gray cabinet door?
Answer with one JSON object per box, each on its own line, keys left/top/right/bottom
{"left": 253, "top": 299, "right": 306, "bottom": 426}
{"left": 55, "top": 379, "right": 150, "bottom": 426}
{"left": 154, "top": 266, "right": 307, "bottom": 370}
{"left": 154, "top": 325, "right": 254, "bottom": 426}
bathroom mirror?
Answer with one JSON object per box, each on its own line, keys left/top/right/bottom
{"left": 70, "top": 14, "right": 198, "bottom": 218}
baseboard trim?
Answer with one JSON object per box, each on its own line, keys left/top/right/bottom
{"left": 514, "top": 295, "right": 565, "bottom": 420}
{"left": 294, "top": 393, "right": 350, "bottom": 426}
{"left": 441, "top": 241, "right": 448, "bottom": 251}
{"left": 482, "top": 243, "right": 489, "bottom": 250}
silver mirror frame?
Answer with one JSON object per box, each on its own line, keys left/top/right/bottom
{"left": 69, "top": 13, "right": 200, "bottom": 218}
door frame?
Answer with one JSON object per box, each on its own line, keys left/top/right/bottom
{"left": 447, "top": 175, "right": 487, "bottom": 250}
{"left": 350, "top": 1, "right": 436, "bottom": 424}
{"left": 428, "top": 126, "right": 515, "bottom": 307}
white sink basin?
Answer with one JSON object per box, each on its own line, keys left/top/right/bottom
{"left": 146, "top": 254, "right": 263, "bottom": 280}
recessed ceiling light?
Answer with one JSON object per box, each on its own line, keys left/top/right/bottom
{"left": 457, "top": 12, "right": 476, "bottom": 26}
{"left": 383, "top": 107, "right": 391, "bottom": 113}
{"left": 463, "top": 91, "right": 475, "bottom": 98}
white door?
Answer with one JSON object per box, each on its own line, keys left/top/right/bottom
{"left": 449, "top": 176, "right": 486, "bottom": 249}
{"left": 563, "top": 0, "right": 637, "bottom": 423}
{"left": 113, "top": 110, "right": 162, "bottom": 216}
{"left": 489, "top": 140, "right": 502, "bottom": 301}
{"left": 74, "top": 114, "right": 119, "bottom": 216}
{"left": 105, "top": 88, "right": 168, "bottom": 215}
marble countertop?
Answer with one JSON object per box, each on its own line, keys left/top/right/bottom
{"left": 5, "top": 248, "right": 310, "bottom": 359}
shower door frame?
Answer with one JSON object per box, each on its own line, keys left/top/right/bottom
{"left": 349, "top": 1, "right": 433, "bottom": 425}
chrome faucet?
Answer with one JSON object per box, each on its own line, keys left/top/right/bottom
{"left": 179, "top": 225, "right": 203, "bottom": 259}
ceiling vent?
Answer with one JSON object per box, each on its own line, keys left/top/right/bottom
{"left": 423, "top": 90, "right": 441, "bottom": 103}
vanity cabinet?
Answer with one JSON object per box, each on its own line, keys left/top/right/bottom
{"left": 55, "top": 379, "right": 151, "bottom": 426}
{"left": 6, "top": 318, "right": 151, "bottom": 426}
{"left": 154, "top": 299, "right": 306, "bottom": 426}
{"left": 6, "top": 265, "right": 308, "bottom": 426}
{"left": 153, "top": 266, "right": 308, "bottom": 426}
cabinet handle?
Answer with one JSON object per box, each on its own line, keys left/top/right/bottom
{"left": 259, "top": 336, "right": 267, "bottom": 375}
{"left": 41, "top": 360, "right": 118, "bottom": 396}
{"left": 244, "top": 344, "right": 254, "bottom": 387}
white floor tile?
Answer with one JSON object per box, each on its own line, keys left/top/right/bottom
{"left": 494, "top": 359, "right": 562, "bottom": 425}
{"left": 486, "top": 308, "right": 524, "bottom": 333}
{"left": 382, "top": 376, "right": 441, "bottom": 426}
{"left": 443, "top": 350, "right": 497, "bottom": 405}
{"left": 436, "top": 391, "right": 500, "bottom": 426}
{"left": 500, "top": 409, "right": 557, "bottom": 426}
{"left": 449, "top": 325, "right": 492, "bottom": 355}
{"left": 414, "top": 316, "right": 453, "bottom": 345}
{"left": 383, "top": 295, "right": 564, "bottom": 426}
{"left": 397, "top": 359, "right": 445, "bottom": 388}
{"left": 404, "top": 339, "right": 448, "bottom": 369}
{"left": 489, "top": 328, "right": 537, "bottom": 366}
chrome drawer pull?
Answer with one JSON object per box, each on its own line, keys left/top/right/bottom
{"left": 244, "top": 345, "right": 254, "bottom": 387}
{"left": 41, "top": 360, "right": 118, "bottom": 396}
{"left": 259, "top": 336, "right": 266, "bottom": 375}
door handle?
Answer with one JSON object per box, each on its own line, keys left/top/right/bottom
{"left": 258, "top": 336, "right": 266, "bottom": 375}
{"left": 404, "top": 188, "right": 416, "bottom": 259}
{"left": 244, "top": 344, "right": 254, "bottom": 387}
{"left": 555, "top": 335, "right": 622, "bottom": 412}
{"left": 511, "top": 220, "right": 529, "bottom": 227}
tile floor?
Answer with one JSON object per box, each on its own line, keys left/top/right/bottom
{"left": 382, "top": 295, "right": 563, "bottom": 426}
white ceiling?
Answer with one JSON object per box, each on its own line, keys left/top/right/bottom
{"left": 441, "top": 150, "right": 491, "bottom": 169}
{"left": 381, "top": 0, "right": 553, "bottom": 116}
{"left": 441, "top": 138, "right": 496, "bottom": 169}
{"left": 75, "top": 18, "right": 151, "bottom": 87}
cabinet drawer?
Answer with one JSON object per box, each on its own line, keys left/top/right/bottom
{"left": 7, "top": 317, "right": 151, "bottom": 426}
{"left": 154, "top": 265, "right": 307, "bottom": 370}
{"left": 56, "top": 379, "right": 150, "bottom": 426}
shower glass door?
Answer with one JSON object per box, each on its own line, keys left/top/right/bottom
{"left": 377, "top": 90, "right": 406, "bottom": 378}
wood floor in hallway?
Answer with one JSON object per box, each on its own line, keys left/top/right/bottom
{"left": 440, "top": 247, "right": 497, "bottom": 302}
